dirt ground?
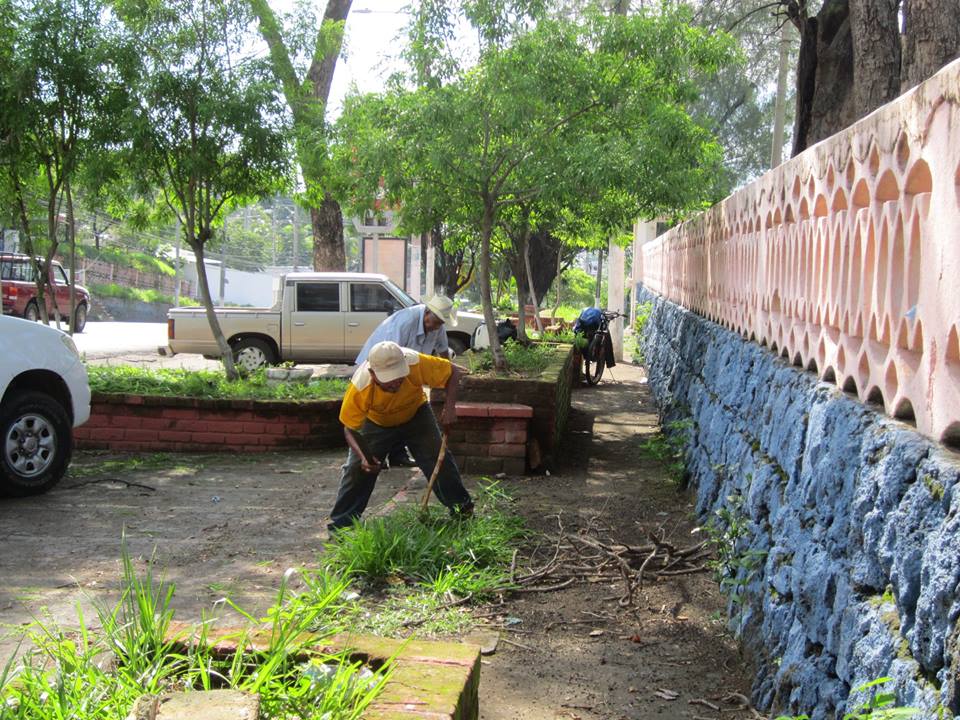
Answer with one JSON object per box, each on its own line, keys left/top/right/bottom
{"left": 0, "top": 358, "right": 758, "bottom": 719}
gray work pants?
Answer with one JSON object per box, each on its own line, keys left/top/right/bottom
{"left": 328, "top": 404, "right": 472, "bottom": 531}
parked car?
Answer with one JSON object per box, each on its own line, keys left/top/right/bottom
{"left": 164, "top": 272, "right": 487, "bottom": 372}
{"left": 0, "top": 252, "right": 91, "bottom": 332}
{"left": 0, "top": 315, "right": 91, "bottom": 496}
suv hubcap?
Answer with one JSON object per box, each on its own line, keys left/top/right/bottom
{"left": 5, "top": 414, "right": 55, "bottom": 477}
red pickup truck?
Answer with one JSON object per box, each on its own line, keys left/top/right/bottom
{"left": 0, "top": 253, "right": 91, "bottom": 332}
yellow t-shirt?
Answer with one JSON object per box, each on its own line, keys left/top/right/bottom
{"left": 339, "top": 350, "right": 452, "bottom": 430}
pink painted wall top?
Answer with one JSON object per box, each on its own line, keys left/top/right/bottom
{"left": 638, "top": 59, "right": 960, "bottom": 446}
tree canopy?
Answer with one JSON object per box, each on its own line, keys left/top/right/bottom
{"left": 332, "top": 7, "right": 733, "bottom": 367}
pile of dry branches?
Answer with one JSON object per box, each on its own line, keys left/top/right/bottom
{"left": 504, "top": 515, "right": 713, "bottom": 608}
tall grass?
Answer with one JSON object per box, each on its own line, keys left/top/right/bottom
{"left": 323, "top": 481, "right": 525, "bottom": 599}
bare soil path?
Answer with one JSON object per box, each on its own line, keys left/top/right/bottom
{"left": 473, "top": 362, "right": 757, "bottom": 719}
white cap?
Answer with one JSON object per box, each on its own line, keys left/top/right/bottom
{"left": 425, "top": 295, "right": 458, "bottom": 326}
{"left": 368, "top": 341, "right": 410, "bottom": 383}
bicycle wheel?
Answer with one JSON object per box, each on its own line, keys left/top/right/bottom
{"left": 585, "top": 333, "right": 605, "bottom": 385}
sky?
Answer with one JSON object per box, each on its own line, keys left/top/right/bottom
{"left": 327, "top": 1, "right": 412, "bottom": 115}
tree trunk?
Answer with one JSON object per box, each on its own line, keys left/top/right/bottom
{"left": 433, "top": 225, "right": 475, "bottom": 297}
{"left": 193, "top": 242, "right": 239, "bottom": 380}
{"left": 791, "top": 0, "right": 857, "bottom": 155}
{"left": 901, "top": 0, "right": 960, "bottom": 91}
{"left": 849, "top": 0, "right": 901, "bottom": 116}
{"left": 311, "top": 193, "right": 345, "bottom": 271}
{"left": 478, "top": 200, "right": 506, "bottom": 370}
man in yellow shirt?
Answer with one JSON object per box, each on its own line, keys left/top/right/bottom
{"left": 328, "top": 340, "right": 473, "bottom": 533}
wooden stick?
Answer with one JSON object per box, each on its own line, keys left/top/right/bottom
{"left": 421, "top": 432, "right": 449, "bottom": 511}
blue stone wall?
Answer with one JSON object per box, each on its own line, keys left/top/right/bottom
{"left": 637, "top": 286, "right": 960, "bottom": 719}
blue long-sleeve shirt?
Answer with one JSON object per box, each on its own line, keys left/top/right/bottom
{"left": 355, "top": 304, "right": 449, "bottom": 365}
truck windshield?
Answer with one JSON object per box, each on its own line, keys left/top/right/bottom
{"left": 385, "top": 279, "right": 416, "bottom": 307}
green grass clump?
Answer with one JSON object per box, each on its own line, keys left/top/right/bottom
{"left": 0, "top": 543, "right": 385, "bottom": 720}
{"left": 87, "top": 366, "right": 348, "bottom": 401}
{"left": 465, "top": 340, "right": 561, "bottom": 376}
{"left": 323, "top": 482, "right": 525, "bottom": 600}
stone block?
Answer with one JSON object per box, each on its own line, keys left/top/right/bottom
{"left": 127, "top": 690, "right": 260, "bottom": 720}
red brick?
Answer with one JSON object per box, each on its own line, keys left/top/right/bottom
{"left": 285, "top": 423, "right": 311, "bottom": 435}
{"left": 89, "top": 427, "right": 125, "bottom": 442}
{"left": 490, "top": 443, "right": 526, "bottom": 458}
{"left": 452, "top": 442, "right": 489, "bottom": 457}
{"left": 157, "top": 431, "right": 193, "bottom": 443}
{"left": 264, "top": 424, "right": 287, "bottom": 435}
{"left": 192, "top": 432, "right": 226, "bottom": 444}
{"left": 486, "top": 403, "right": 533, "bottom": 418}
{"left": 242, "top": 422, "right": 268, "bottom": 434}
{"left": 111, "top": 414, "right": 140, "bottom": 428}
{"left": 162, "top": 408, "right": 200, "bottom": 420}
{"left": 126, "top": 395, "right": 145, "bottom": 405}
{"left": 489, "top": 419, "right": 527, "bottom": 431}
{"left": 455, "top": 402, "right": 489, "bottom": 417}
{"left": 140, "top": 417, "right": 174, "bottom": 430}
{"left": 72, "top": 428, "right": 92, "bottom": 440}
{"left": 82, "top": 414, "right": 111, "bottom": 428}
{"left": 125, "top": 429, "right": 159, "bottom": 442}
{"left": 504, "top": 429, "right": 528, "bottom": 444}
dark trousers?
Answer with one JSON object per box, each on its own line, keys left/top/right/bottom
{"left": 328, "top": 404, "right": 473, "bottom": 531}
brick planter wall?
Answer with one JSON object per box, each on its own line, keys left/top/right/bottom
{"left": 447, "top": 402, "right": 533, "bottom": 476}
{"left": 73, "top": 393, "right": 344, "bottom": 453}
{"left": 432, "top": 344, "right": 575, "bottom": 470}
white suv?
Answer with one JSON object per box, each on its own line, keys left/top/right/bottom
{"left": 0, "top": 315, "right": 90, "bottom": 495}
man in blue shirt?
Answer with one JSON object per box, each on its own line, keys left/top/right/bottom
{"left": 355, "top": 294, "right": 457, "bottom": 365}
{"left": 354, "top": 295, "right": 459, "bottom": 467}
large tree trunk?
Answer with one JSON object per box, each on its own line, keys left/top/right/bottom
{"left": 507, "top": 230, "right": 567, "bottom": 304}
{"left": 478, "top": 200, "right": 505, "bottom": 370}
{"left": 432, "top": 226, "right": 475, "bottom": 297}
{"left": 901, "top": 0, "right": 960, "bottom": 91}
{"left": 849, "top": 0, "right": 901, "bottom": 114}
{"left": 791, "top": 0, "right": 856, "bottom": 155}
{"left": 311, "top": 193, "right": 345, "bottom": 271}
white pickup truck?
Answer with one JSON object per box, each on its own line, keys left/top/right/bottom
{"left": 164, "top": 272, "right": 485, "bottom": 371}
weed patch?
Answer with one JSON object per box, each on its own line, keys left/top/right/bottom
{"left": 322, "top": 482, "right": 525, "bottom": 600}
{"left": 639, "top": 418, "right": 692, "bottom": 485}
{"left": 464, "top": 340, "right": 563, "bottom": 376}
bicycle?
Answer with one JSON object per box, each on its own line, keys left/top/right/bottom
{"left": 576, "top": 309, "right": 625, "bottom": 385}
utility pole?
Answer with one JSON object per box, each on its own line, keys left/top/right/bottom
{"left": 771, "top": 25, "right": 791, "bottom": 168}
{"left": 174, "top": 220, "right": 181, "bottom": 307}
{"left": 219, "top": 222, "right": 227, "bottom": 305}
{"left": 292, "top": 203, "right": 300, "bottom": 271}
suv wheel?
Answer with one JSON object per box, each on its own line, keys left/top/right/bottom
{"left": 72, "top": 303, "right": 88, "bottom": 333}
{"left": 24, "top": 301, "right": 40, "bottom": 323}
{"left": 0, "top": 391, "right": 73, "bottom": 496}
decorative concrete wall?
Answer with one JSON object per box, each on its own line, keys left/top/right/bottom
{"left": 638, "top": 288, "right": 960, "bottom": 719}
{"left": 637, "top": 58, "right": 960, "bottom": 447}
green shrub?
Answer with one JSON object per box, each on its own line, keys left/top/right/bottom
{"left": 87, "top": 365, "right": 348, "bottom": 401}
{"left": 76, "top": 244, "right": 175, "bottom": 276}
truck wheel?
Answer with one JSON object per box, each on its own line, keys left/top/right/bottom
{"left": 0, "top": 391, "right": 73, "bottom": 497}
{"left": 24, "top": 301, "right": 40, "bottom": 323}
{"left": 232, "top": 338, "right": 275, "bottom": 373}
{"left": 448, "top": 336, "right": 468, "bottom": 356}
{"left": 72, "top": 303, "right": 87, "bottom": 333}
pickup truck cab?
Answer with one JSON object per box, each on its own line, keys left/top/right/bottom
{"left": 165, "top": 272, "right": 484, "bottom": 371}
